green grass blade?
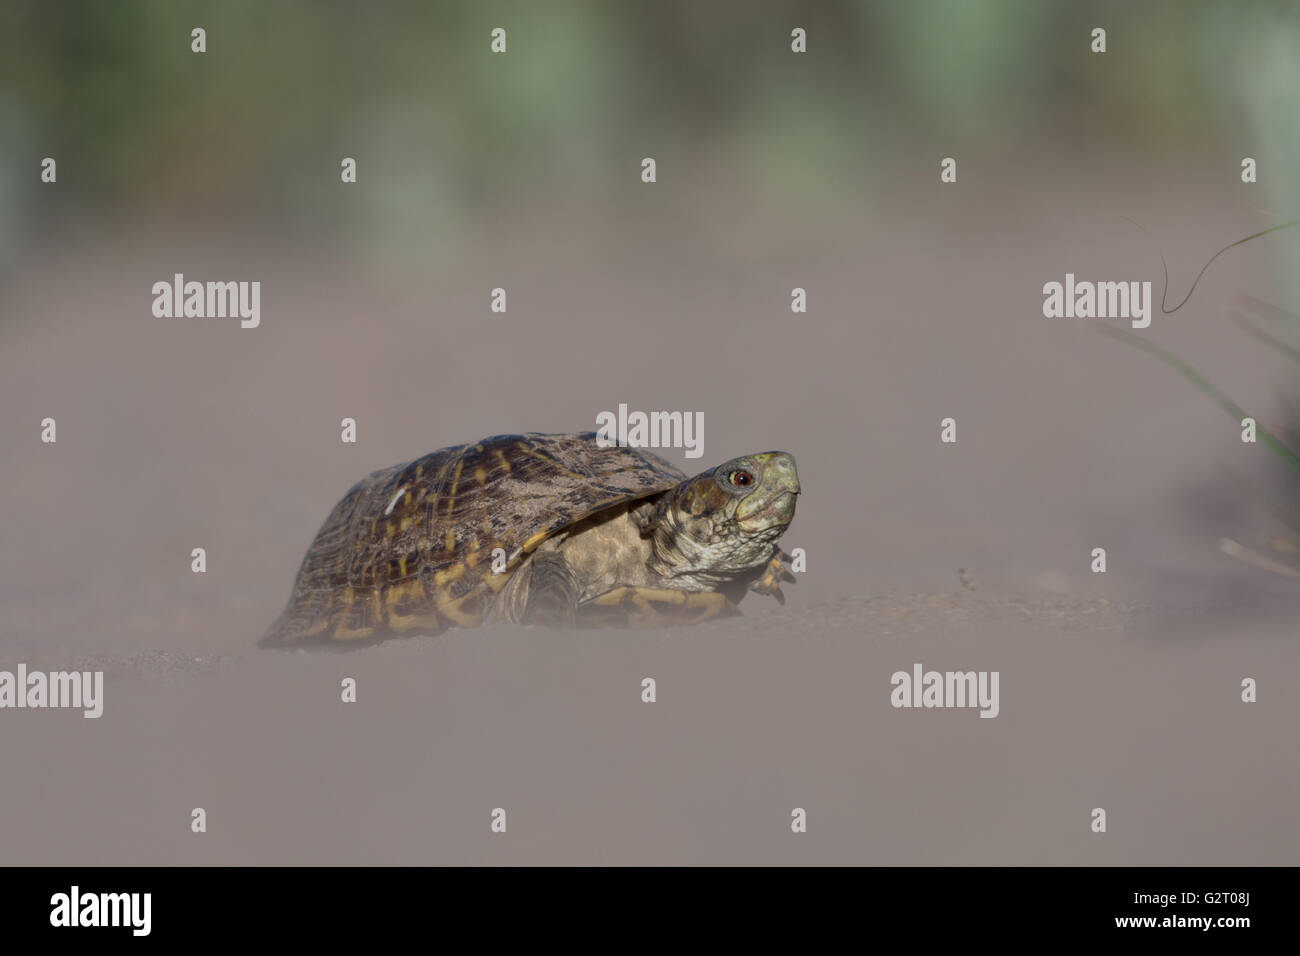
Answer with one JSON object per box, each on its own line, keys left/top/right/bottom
{"left": 1095, "top": 323, "right": 1300, "bottom": 471}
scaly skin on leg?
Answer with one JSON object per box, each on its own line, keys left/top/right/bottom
{"left": 748, "top": 548, "right": 796, "bottom": 605}
{"left": 521, "top": 552, "right": 581, "bottom": 627}
{"left": 577, "top": 586, "right": 740, "bottom": 628}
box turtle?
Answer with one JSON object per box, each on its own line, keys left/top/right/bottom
{"left": 259, "top": 432, "right": 800, "bottom": 646}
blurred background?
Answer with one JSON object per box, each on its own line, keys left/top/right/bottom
{"left": 2, "top": 1, "right": 1299, "bottom": 229}
{"left": 1, "top": 0, "right": 1298, "bottom": 867}
{"left": 3, "top": 1, "right": 1299, "bottom": 261}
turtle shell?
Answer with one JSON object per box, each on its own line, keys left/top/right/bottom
{"left": 260, "top": 432, "right": 686, "bottom": 644}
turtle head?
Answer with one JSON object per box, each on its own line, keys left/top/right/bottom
{"left": 649, "top": 452, "right": 800, "bottom": 586}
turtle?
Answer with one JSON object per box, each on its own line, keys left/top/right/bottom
{"left": 259, "top": 432, "right": 800, "bottom": 646}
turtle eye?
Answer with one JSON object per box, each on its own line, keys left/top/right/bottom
{"left": 729, "top": 470, "right": 754, "bottom": 487}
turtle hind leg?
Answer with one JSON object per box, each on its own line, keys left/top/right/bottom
{"left": 520, "top": 552, "right": 581, "bottom": 627}
{"left": 577, "top": 586, "right": 740, "bottom": 628}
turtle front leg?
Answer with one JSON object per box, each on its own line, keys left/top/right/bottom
{"left": 577, "top": 586, "right": 740, "bottom": 627}
{"left": 748, "top": 549, "right": 796, "bottom": 605}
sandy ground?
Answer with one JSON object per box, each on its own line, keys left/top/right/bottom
{"left": 0, "top": 593, "right": 1295, "bottom": 865}
{"left": 2, "top": 166, "right": 1298, "bottom": 864}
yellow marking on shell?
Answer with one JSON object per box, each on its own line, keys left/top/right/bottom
{"left": 522, "top": 530, "right": 550, "bottom": 553}
{"left": 386, "top": 612, "right": 443, "bottom": 634}
{"left": 429, "top": 458, "right": 452, "bottom": 506}
{"left": 385, "top": 519, "right": 398, "bottom": 539}
{"left": 383, "top": 578, "right": 422, "bottom": 610}
{"left": 444, "top": 529, "right": 456, "bottom": 552}
{"left": 435, "top": 581, "right": 487, "bottom": 627}
{"left": 365, "top": 586, "right": 382, "bottom": 618}
{"left": 399, "top": 515, "right": 415, "bottom": 532}
{"left": 494, "top": 449, "right": 512, "bottom": 473}
{"left": 383, "top": 579, "right": 443, "bottom": 634}
{"left": 397, "top": 554, "right": 408, "bottom": 577}
{"left": 443, "top": 459, "right": 464, "bottom": 516}
{"left": 434, "top": 562, "right": 466, "bottom": 587}
{"left": 415, "top": 464, "right": 424, "bottom": 480}
{"left": 474, "top": 466, "right": 487, "bottom": 487}
{"left": 332, "top": 587, "right": 381, "bottom": 640}
{"left": 465, "top": 538, "right": 481, "bottom": 568}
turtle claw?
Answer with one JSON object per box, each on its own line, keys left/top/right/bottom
{"left": 750, "top": 550, "right": 797, "bottom": 604}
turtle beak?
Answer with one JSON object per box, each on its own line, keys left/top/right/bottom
{"left": 755, "top": 452, "right": 800, "bottom": 495}
{"left": 736, "top": 452, "right": 800, "bottom": 532}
